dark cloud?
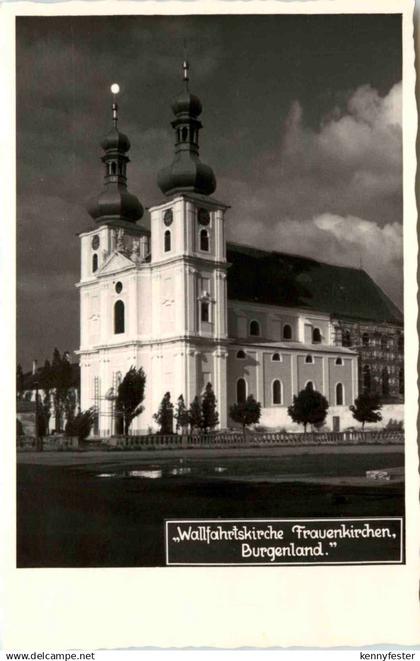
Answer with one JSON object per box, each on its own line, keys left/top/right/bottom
{"left": 16, "top": 14, "right": 402, "bottom": 369}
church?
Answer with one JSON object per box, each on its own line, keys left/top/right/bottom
{"left": 77, "top": 62, "right": 403, "bottom": 436}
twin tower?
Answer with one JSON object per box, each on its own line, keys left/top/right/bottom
{"left": 77, "top": 62, "right": 230, "bottom": 435}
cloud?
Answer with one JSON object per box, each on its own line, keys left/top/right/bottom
{"left": 226, "top": 212, "right": 403, "bottom": 308}
{"left": 222, "top": 82, "right": 402, "bottom": 308}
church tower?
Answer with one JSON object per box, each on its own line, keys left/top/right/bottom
{"left": 149, "top": 59, "right": 229, "bottom": 427}
{"left": 77, "top": 86, "right": 151, "bottom": 435}
{"left": 78, "top": 67, "right": 229, "bottom": 435}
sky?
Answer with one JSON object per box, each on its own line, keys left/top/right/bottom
{"left": 16, "top": 13, "right": 402, "bottom": 370}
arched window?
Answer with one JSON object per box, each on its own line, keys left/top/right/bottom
{"left": 336, "top": 383, "right": 344, "bottom": 406}
{"left": 114, "top": 300, "right": 125, "bottom": 334}
{"left": 342, "top": 330, "right": 351, "bottom": 347}
{"left": 200, "top": 229, "right": 209, "bottom": 251}
{"left": 237, "top": 378, "right": 246, "bottom": 404}
{"left": 399, "top": 367, "right": 404, "bottom": 395}
{"left": 250, "top": 320, "right": 260, "bottom": 336}
{"left": 92, "top": 253, "right": 98, "bottom": 273}
{"left": 236, "top": 350, "right": 246, "bottom": 359}
{"left": 283, "top": 324, "right": 292, "bottom": 340}
{"left": 305, "top": 355, "right": 314, "bottom": 364}
{"left": 335, "top": 357, "right": 343, "bottom": 366}
{"left": 272, "top": 380, "right": 282, "bottom": 405}
{"left": 181, "top": 127, "right": 188, "bottom": 142}
{"left": 164, "top": 230, "right": 171, "bottom": 252}
{"left": 362, "top": 333, "right": 369, "bottom": 347}
{"left": 201, "top": 301, "right": 209, "bottom": 323}
{"left": 312, "top": 328, "right": 322, "bottom": 344}
{"left": 111, "top": 161, "right": 117, "bottom": 175}
{"left": 306, "top": 381, "right": 314, "bottom": 391}
{"left": 382, "top": 367, "right": 389, "bottom": 396}
{"left": 363, "top": 365, "right": 371, "bottom": 392}
{"left": 272, "top": 353, "right": 281, "bottom": 362}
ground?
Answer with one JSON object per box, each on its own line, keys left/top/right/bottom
{"left": 17, "top": 445, "right": 404, "bottom": 567}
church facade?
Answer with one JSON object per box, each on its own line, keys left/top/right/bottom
{"left": 77, "top": 63, "right": 402, "bottom": 435}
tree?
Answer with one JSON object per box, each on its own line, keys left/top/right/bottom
{"left": 66, "top": 408, "right": 96, "bottom": 441}
{"left": 153, "top": 392, "right": 174, "bottom": 434}
{"left": 16, "top": 364, "right": 24, "bottom": 400}
{"left": 201, "top": 382, "right": 219, "bottom": 431}
{"left": 39, "top": 359, "right": 53, "bottom": 435}
{"left": 350, "top": 392, "right": 382, "bottom": 430}
{"left": 287, "top": 384, "right": 329, "bottom": 432}
{"left": 188, "top": 395, "right": 203, "bottom": 432}
{"left": 174, "top": 395, "right": 189, "bottom": 434}
{"left": 229, "top": 394, "right": 261, "bottom": 438}
{"left": 115, "top": 366, "right": 146, "bottom": 435}
{"left": 50, "top": 349, "right": 73, "bottom": 432}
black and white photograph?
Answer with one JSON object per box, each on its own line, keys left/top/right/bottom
{"left": 14, "top": 9, "right": 408, "bottom": 571}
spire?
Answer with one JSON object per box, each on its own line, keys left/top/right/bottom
{"left": 157, "top": 59, "right": 216, "bottom": 197}
{"left": 87, "top": 84, "right": 143, "bottom": 224}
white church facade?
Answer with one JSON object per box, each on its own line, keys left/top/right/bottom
{"left": 76, "top": 62, "right": 403, "bottom": 436}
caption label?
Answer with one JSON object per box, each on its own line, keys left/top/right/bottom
{"left": 166, "top": 517, "right": 403, "bottom": 565}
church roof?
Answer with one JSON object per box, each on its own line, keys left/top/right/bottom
{"left": 226, "top": 243, "right": 403, "bottom": 325}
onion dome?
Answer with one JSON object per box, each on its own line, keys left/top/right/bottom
{"left": 157, "top": 60, "right": 216, "bottom": 197}
{"left": 171, "top": 90, "right": 202, "bottom": 117}
{"left": 100, "top": 127, "right": 131, "bottom": 153}
{"left": 87, "top": 85, "right": 143, "bottom": 224}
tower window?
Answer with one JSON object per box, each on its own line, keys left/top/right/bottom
{"left": 114, "top": 300, "right": 125, "bottom": 334}
{"left": 335, "top": 357, "right": 343, "bottom": 366}
{"left": 336, "top": 383, "right": 344, "bottom": 406}
{"left": 272, "top": 379, "right": 282, "bottom": 405}
{"left": 272, "top": 353, "right": 281, "bottom": 362}
{"left": 283, "top": 324, "right": 292, "bottom": 340}
{"left": 237, "top": 378, "right": 246, "bottom": 404}
{"left": 164, "top": 230, "right": 171, "bottom": 252}
{"left": 200, "top": 229, "right": 209, "bottom": 251}
{"left": 115, "top": 281, "right": 123, "bottom": 294}
{"left": 250, "top": 320, "right": 260, "bottom": 336}
{"left": 92, "top": 253, "right": 98, "bottom": 273}
{"left": 306, "top": 381, "right": 314, "bottom": 391}
{"left": 182, "top": 127, "right": 188, "bottom": 142}
{"left": 236, "top": 350, "right": 246, "bottom": 359}
{"left": 201, "top": 301, "right": 209, "bottom": 323}
{"left": 305, "top": 355, "right": 314, "bottom": 364}
{"left": 111, "top": 161, "right": 117, "bottom": 175}
{"left": 312, "top": 328, "right": 322, "bottom": 344}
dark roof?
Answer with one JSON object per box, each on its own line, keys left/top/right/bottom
{"left": 22, "top": 362, "right": 80, "bottom": 390}
{"left": 226, "top": 243, "right": 403, "bottom": 325}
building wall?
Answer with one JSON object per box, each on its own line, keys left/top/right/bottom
{"left": 333, "top": 319, "right": 404, "bottom": 403}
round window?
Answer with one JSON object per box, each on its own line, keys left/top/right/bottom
{"left": 115, "top": 282, "right": 123, "bottom": 294}
{"left": 163, "top": 209, "right": 173, "bottom": 226}
{"left": 91, "top": 235, "right": 100, "bottom": 250}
